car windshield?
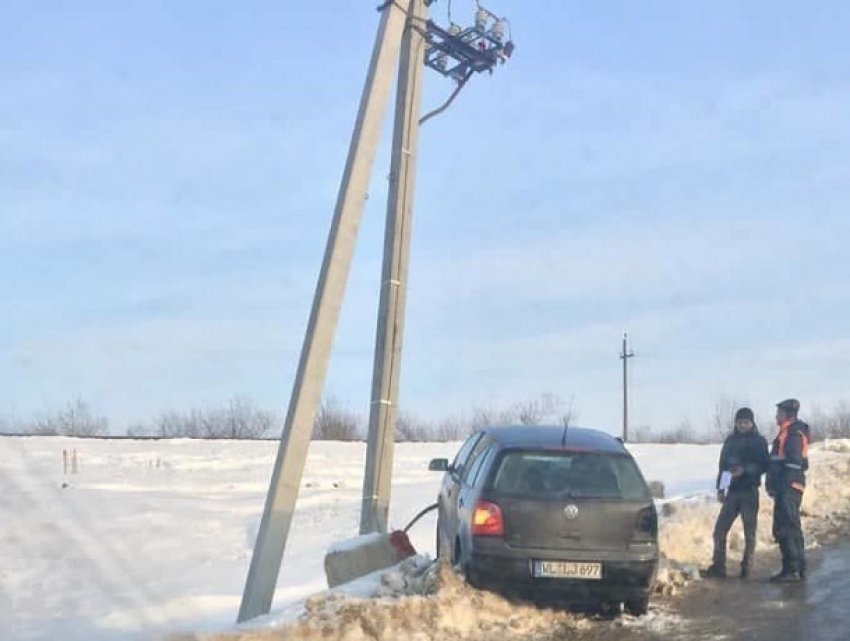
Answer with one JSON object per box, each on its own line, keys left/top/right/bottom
{"left": 490, "top": 450, "right": 650, "bottom": 500}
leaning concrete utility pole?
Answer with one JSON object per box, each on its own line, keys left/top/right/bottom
{"left": 237, "top": 0, "right": 410, "bottom": 623}
{"left": 360, "top": 0, "right": 428, "bottom": 536}
{"left": 239, "top": 1, "right": 514, "bottom": 622}
{"left": 620, "top": 332, "right": 635, "bottom": 442}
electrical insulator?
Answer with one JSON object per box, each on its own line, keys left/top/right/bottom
{"left": 475, "top": 9, "right": 489, "bottom": 33}
{"left": 491, "top": 19, "right": 505, "bottom": 43}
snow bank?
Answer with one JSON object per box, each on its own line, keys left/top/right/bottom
{"left": 615, "top": 607, "right": 687, "bottom": 634}
{"left": 197, "top": 557, "right": 701, "bottom": 641}
{"left": 193, "top": 558, "right": 593, "bottom": 641}
{"left": 816, "top": 438, "right": 850, "bottom": 453}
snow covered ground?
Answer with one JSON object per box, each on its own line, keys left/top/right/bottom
{"left": 1, "top": 436, "right": 848, "bottom": 641}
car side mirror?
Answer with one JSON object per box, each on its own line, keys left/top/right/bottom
{"left": 428, "top": 458, "right": 450, "bottom": 472}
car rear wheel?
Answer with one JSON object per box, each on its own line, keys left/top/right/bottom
{"left": 450, "top": 539, "right": 484, "bottom": 589}
{"left": 435, "top": 516, "right": 450, "bottom": 560}
{"left": 452, "top": 539, "right": 462, "bottom": 570}
{"left": 436, "top": 524, "right": 480, "bottom": 585}
{"left": 624, "top": 595, "right": 649, "bottom": 616}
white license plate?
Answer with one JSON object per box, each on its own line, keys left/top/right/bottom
{"left": 533, "top": 561, "right": 602, "bottom": 580}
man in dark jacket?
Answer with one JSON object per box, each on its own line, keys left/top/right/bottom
{"left": 703, "top": 407, "right": 770, "bottom": 579}
{"left": 766, "top": 398, "right": 811, "bottom": 583}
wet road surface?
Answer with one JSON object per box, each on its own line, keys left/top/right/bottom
{"left": 552, "top": 541, "right": 850, "bottom": 640}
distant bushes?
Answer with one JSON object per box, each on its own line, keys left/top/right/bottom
{"left": 4, "top": 394, "right": 850, "bottom": 444}
{"left": 154, "top": 397, "right": 277, "bottom": 439}
{"left": 311, "top": 393, "right": 574, "bottom": 443}
{"left": 630, "top": 400, "right": 850, "bottom": 444}
{"left": 311, "top": 398, "right": 362, "bottom": 441}
{"left": 11, "top": 399, "right": 110, "bottom": 438}
{"left": 808, "top": 401, "right": 850, "bottom": 442}
{"left": 630, "top": 421, "right": 714, "bottom": 445}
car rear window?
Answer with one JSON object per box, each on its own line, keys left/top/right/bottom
{"left": 489, "top": 450, "right": 650, "bottom": 501}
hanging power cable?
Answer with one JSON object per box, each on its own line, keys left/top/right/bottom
{"left": 419, "top": 69, "right": 473, "bottom": 125}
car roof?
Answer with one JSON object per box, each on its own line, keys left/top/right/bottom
{"left": 480, "top": 425, "right": 627, "bottom": 453}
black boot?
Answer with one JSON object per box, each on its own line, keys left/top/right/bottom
{"left": 702, "top": 564, "right": 727, "bottom": 579}
{"left": 769, "top": 571, "right": 802, "bottom": 583}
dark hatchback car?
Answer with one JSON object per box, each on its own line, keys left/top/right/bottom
{"left": 429, "top": 425, "right": 658, "bottom": 615}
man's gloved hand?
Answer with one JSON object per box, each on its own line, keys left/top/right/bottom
{"left": 717, "top": 490, "right": 725, "bottom": 504}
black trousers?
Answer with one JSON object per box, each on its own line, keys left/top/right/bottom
{"left": 773, "top": 488, "right": 806, "bottom": 574}
{"left": 712, "top": 486, "right": 759, "bottom": 570}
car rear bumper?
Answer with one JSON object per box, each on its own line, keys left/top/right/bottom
{"left": 467, "top": 540, "right": 658, "bottom": 602}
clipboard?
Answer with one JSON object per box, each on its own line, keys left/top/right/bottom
{"left": 719, "top": 471, "right": 732, "bottom": 492}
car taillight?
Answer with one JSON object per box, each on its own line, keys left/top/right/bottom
{"left": 636, "top": 505, "right": 658, "bottom": 536}
{"left": 472, "top": 500, "right": 504, "bottom": 536}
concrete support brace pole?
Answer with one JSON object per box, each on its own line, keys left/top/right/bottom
{"left": 237, "top": 1, "right": 410, "bottom": 622}
{"left": 360, "top": 0, "right": 427, "bottom": 535}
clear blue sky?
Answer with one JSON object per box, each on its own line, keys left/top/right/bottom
{"left": 2, "top": 1, "right": 849, "bottom": 434}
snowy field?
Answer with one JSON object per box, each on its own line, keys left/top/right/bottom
{"left": 1, "top": 436, "right": 848, "bottom": 641}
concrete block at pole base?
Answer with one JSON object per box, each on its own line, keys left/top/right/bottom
{"left": 324, "top": 531, "right": 417, "bottom": 588}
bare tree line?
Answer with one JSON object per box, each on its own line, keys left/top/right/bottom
{"left": 630, "top": 395, "right": 750, "bottom": 444}
{"left": 630, "top": 396, "right": 850, "bottom": 444}
{"left": 310, "top": 393, "right": 575, "bottom": 442}
{"left": 3, "top": 394, "right": 850, "bottom": 443}
{"left": 0, "top": 393, "right": 576, "bottom": 442}
{"left": 130, "top": 396, "right": 277, "bottom": 440}
{"left": 4, "top": 398, "right": 110, "bottom": 438}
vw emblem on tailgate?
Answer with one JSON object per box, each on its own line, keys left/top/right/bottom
{"left": 564, "top": 504, "right": 579, "bottom": 520}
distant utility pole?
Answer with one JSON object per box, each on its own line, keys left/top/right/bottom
{"left": 620, "top": 333, "right": 635, "bottom": 442}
